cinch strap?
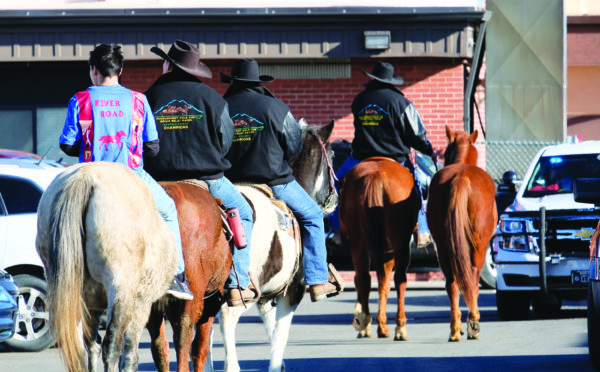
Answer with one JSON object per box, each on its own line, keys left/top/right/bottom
{"left": 75, "top": 90, "right": 94, "bottom": 162}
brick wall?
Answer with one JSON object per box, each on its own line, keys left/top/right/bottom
{"left": 122, "top": 58, "right": 469, "bottom": 154}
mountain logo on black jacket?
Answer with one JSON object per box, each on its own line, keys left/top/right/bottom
{"left": 153, "top": 99, "right": 204, "bottom": 130}
{"left": 231, "top": 113, "right": 264, "bottom": 142}
{"left": 358, "top": 104, "right": 389, "bottom": 127}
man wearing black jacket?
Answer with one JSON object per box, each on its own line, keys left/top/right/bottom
{"left": 329, "top": 62, "right": 436, "bottom": 234}
{"left": 221, "top": 59, "right": 341, "bottom": 302}
{"left": 143, "top": 40, "right": 258, "bottom": 307}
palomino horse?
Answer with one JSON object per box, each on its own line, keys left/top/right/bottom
{"left": 146, "top": 181, "right": 232, "bottom": 372}
{"left": 339, "top": 157, "right": 420, "bottom": 340}
{"left": 426, "top": 126, "right": 497, "bottom": 341}
{"left": 214, "top": 120, "right": 338, "bottom": 372}
{"left": 36, "top": 162, "right": 178, "bottom": 372}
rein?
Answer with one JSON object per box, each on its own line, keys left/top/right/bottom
{"left": 315, "top": 133, "right": 338, "bottom": 197}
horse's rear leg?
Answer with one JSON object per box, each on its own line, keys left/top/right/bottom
{"left": 445, "top": 279, "right": 463, "bottom": 342}
{"left": 260, "top": 297, "right": 299, "bottom": 372}
{"left": 393, "top": 269, "right": 409, "bottom": 341}
{"left": 172, "top": 307, "right": 195, "bottom": 372}
{"left": 375, "top": 260, "right": 394, "bottom": 338}
{"left": 84, "top": 309, "right": 103, "bottom": 372}
{"left": 220, "top": 305, "right": 247, "bottom": 372}
{"left": 102, "top": 307, "right": 128, "bottom": 372}
{"left": 193, "top": 319, "right": 216, "bottom": 372}
{"left": 351, "top": 241, "right": 372, "bottom": 338}
{"left": 147, "top": 312, "right": 170, "bottom": 372}
{"left": 466, "top": 266, "right": 481, "bottom": 340}
{"left": 120, "top": 303, "right": 154, "bottom": 372}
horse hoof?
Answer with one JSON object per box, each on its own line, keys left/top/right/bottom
{"left": 394, "top": 326, "right": 408, "bottom": 341}
{"left": 377, "top": 326, "right": 390, "bottom": 338}
{"left": 467, "top": 320, "right": 480, "bottom": 340}
{"left": 448, "top": 335, "right": 461, "bottom": 342}
{"left": 357, "top": 331, "right": 371, "bottom": 338}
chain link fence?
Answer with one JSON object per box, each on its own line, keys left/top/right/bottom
{"left": 485, "top": 140, "right": 562, "bottom": 184}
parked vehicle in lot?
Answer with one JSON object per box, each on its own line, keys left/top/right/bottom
{"left": 491, "top": 141, "right": 600, "bottom": 321}
{"left": 0, "top": 268, "right": 18, "bottom": 342}
{"left": 0, "top": 158, "right": 65, "bottom": 351}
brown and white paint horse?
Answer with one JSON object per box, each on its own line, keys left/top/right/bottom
{"left": 212, "top": 120, "right": 338, "bottom": 372}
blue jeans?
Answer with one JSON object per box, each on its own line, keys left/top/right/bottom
{"left": 206, "top": 177, "right": 253, "bottom": 289}
{"left": 137, "top": 169, "right": 184, "bottom": 274}
{"left": 272, "top": 180, "right": 329, "bottom": 285}
{"left": 328, "top": 155, "right": 360, "bottom": 231}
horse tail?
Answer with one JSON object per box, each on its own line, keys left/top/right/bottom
{"left": 447, "top": 175, "right": 477, "bottom": 304}
{"left": 46, "top": 171, "right": 93, "bottom": 372}
{"left": 363, "top": 174, "right": 386, "bottom": 270}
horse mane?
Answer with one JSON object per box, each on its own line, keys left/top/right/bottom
{"left": 444, "top": 127, "right": 479, "bottom": 166}
{"left": 290, "top": 119, "right": 337, "bottom": 214}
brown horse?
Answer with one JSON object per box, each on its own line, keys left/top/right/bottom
{"left": 426, "top": 126, "right": 497, "bottom": 341}
{"left": 339, "top": 156, "right": 420, "bottom": 340}
{"left": 146, "top": 181, "right": 232, "bottom": 372}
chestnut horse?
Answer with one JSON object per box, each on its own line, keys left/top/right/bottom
{"left": 146, "top": 181, "right": 232, "bottom": 372}
{"left": 215, "top": 120, "right": 338, "bottom": 372}
{"left": 36, "top": 162, "right": 178, "bottom": 372}
{"left": 426, "top": 126, "right": 497, "bottom": 341}
{"left": 339, "top": 157, "right": 420, "bottom": 340}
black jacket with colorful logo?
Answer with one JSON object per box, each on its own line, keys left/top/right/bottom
{"left": 351, "top": 80, "right": 433, "bottom": 163}
{"left": 223, "top": 84, "right": 302, "bottom": 187}
{"left": 143, "top": 70, "right": 234, "bottom": 181}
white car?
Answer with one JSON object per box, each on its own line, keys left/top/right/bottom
{"left": 492, "top": 141, "right": 600, "bottom": 320}
{"left": 0, "top": 158, "right": 65, "bottom": 351}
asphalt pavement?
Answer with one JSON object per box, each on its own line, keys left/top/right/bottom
{"left": 0, "top": 277, "right": 594, "bottom": 372}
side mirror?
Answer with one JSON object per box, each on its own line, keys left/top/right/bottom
{"left": 573, "top": 178, "right": 600, "bottom": 206}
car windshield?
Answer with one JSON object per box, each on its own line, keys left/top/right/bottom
{"left": 523, "top": 154, "right": 600, "bottom": 197}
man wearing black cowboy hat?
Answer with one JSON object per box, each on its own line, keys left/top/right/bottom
{"left": 327, "top": 61, "right": 436, "bottom": 236}
{"left": 143, "top": 40, "right": 258, "bottom": 306}
{"left": 221, "top": 58, "right": 342, "bottom": 302}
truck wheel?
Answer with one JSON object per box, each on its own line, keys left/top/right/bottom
{"left": 0, "top": 274, "right": 56, "bottom": 352}
{"left": 532, "top": 293, "right": 562, "bottom": 315}
{"left": 589, "top": 282, "right": 600, "bottom": 370}
{"left": 479, "top": 248, "right": 497, "bottom": 289}
{"left": 496, "top": 290, "right": 530, "bottom": 321}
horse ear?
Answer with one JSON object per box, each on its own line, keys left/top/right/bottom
{"left": 298, "top": 118, "right": 308, "bottom": 130}
{"left": 445, "top": 125, "right": 454, "bottom": 141}
{"left": 469, "top": 130, "right": 479, "bottom": 143}
{"left": 317, "top": 120, "right": 335, "bottom": 141}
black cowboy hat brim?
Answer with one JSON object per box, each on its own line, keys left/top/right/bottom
{"left": 151, "top": 46, "right": 212, "bottom": 79}
{"left": 362, "top": 69, "right": 404, "bottom": 85}
{"left": 220, "top": 71, "right": 275, "bottom": 84}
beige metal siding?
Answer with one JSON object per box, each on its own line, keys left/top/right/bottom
{"left": 486, "top": 0, "right": 566, "bottom": 142}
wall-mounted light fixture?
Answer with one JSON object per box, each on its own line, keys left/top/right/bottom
{"left": 364, "top": 30, "right": 391, "bottom": 50}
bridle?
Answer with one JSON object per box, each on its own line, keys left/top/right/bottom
{"left": 314, "top": 133, "right": 338, "bottom": 198}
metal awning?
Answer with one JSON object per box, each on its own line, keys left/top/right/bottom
{"left": 0, "top": 7, "right": 486, "bottom": 62}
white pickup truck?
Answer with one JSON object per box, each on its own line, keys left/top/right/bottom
{"left": 0, "top": 158, "right": 64, "bottom": 351}
{"left": 492, "top": 141, "right": 600, "bottom": 321}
